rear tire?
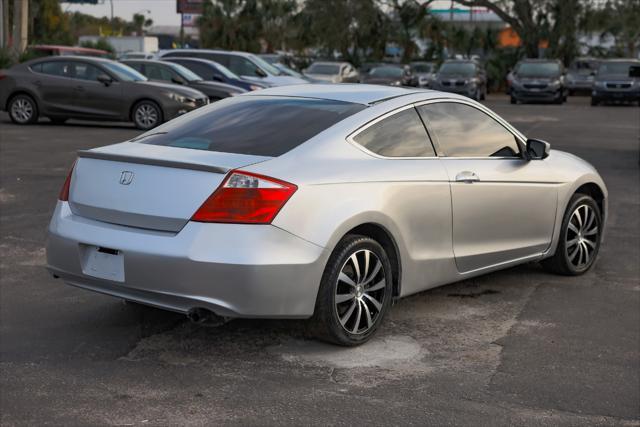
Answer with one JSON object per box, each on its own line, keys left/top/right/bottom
{"left": 8, "top": 94, "right": 38, "bottom": 124}
{"left": 542, "top": 194, "right": 602, "bottom": 276}
{"left": 132, "top": 100, "right": 163, "bottom": 130}
{"left": 309, "top": 235, "right": 393, "bottom": 346}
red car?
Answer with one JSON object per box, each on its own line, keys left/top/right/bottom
{"left": 26, "top": 44, "right": 110, "bottom": 58}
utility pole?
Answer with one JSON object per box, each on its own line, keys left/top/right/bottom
{"left": 0, "top": 0, "right": 7, "bottom": 48}
{"left": 12, "top": 0, "right": 28, "bottom": 55}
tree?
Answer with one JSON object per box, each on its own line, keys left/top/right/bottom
{"left": 132, "top": 13, "right": 153, "bottom": 36}
{"left": 31, "top": 0, "right": 73, "bottom": 45}
{"left": 582, "top": 0, "right": 640, "bottom": 58}
{"left": 453, "top": 0, "right": 548, "bottom": 58}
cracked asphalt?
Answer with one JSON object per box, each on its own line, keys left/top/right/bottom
{"left": 1, "top": 95, "right": 639, "bottom": 426}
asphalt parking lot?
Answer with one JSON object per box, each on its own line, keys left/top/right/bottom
{"left": 1, "top": 95, "right": 639, "bottom": 426}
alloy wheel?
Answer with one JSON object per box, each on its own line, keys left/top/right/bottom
{"left": 335, "top": 249, "right": 387, "bottom": 335}
{"left": 11, "top": 98, "right": 34, "bottom": 123}
{"left": 565, "top": 204, "right": 599, "bottom": 270}
{"left": 135, "top": 104, "right": 159, "bottom": 129}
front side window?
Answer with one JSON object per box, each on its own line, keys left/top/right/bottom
{"left": 228, "top": 56, "right": 261, "bottom": 76}
{"left": 71, "top": 62, "right": 103, "bottom": 81}
{"left": 133, "top": 96, "right": 366, "bottom": 157}
{"left": 144, "top": 64, "right": 174, "bottom": 82}
{"left": 352, "top": 108, "right": 435, "bottom": 158}
{"left": 418, "top": 103, "right": 520, "bottom": 158}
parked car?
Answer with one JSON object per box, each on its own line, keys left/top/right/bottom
{"left": 591, "top": 59, "right": 640, "bottom": 106}
{"left": 157, "top": 49, "right": 308, "bottom": 86}
{"left": 410, "top": 61, "right": 437, "bottom": 88}
{"left": 0, "top": 56, "right": 208, "bottom": 129}
{"left": 566, "top": 58, "right": 599, "bottom": 95}
{"left": 430, "top": 60, "right": 487, "bottom": 101}
{"left": 119, "top": 51, "right": 155, "bottom": 60}
{"left": 24, "top": 44, "right": 110, "bottom": 58}
{"left": 360, "top": 64, "right": 413, "bottom": 86}
{"left": 45, "top": 84, "right": 607, "bottom": 345}
{"left": 509, "top": 59, "right": 566, "bottom": 104}
{"left": 162, "top": 57, "right": 268, "bottom": 91}
{"left": 121, "top": 59, "right": 246, "bottom": 101}
{"left": 304, "top": 61, "right": 360, "bottom": 83}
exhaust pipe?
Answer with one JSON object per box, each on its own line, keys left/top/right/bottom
{"left": 187, "top": 307, "right": 227, "bottom": 327}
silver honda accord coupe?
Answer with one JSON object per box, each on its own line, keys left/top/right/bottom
{"left": 46, "top": 84, "right": 607, "bottom": 346}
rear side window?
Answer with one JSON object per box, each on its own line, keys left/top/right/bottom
{"left": 134, "top": 96, "right": 366, "bottom": 157}
{"left": 418, "top": 102, "right": 520, "bottom": 158}
{"left": 32, "top": 61, "right": 73, "bottom": 77}
{"left": 352, "top": 108, "right": 435, "bottom": 157}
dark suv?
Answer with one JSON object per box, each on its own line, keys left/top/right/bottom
{"left": 591, "top": 59, "right": 640, "bottom": 106}
{"left": 510, "top": 59, "right": 566, "bottom": 104}
{"left": 430, "top": 60, "right": 487, "bottom": 101}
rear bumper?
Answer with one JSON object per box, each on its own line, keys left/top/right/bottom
{"left": 46, "top": 202, "right": 329, "bottom": 318}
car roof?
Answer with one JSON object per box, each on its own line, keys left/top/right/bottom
{"left": 29, "top": 44, "right": 108, "bottom": 54}
{"left": 161, "top": 49, "right": 253, "bottom": 58}
{"left": 25, "top": 55, "right": 113, "bottom": 64}
{"left": 245, "top": 84, "right": 431, "bottom": 105}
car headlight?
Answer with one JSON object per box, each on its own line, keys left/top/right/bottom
{"left": 390, "top": 81, "right": 402, "bottom": 86}
{"left": 549, "top": 79, "right": 561, "bottom": 89}
{"left": 594, "top": 81, "right": 606, "bottom": 89}
{"left": 166, "top": 92, "right": 193, "bottom": 104}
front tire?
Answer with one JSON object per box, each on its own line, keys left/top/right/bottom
{"left": 8, "top": 94, "right": 38, "bottom": 124}
{"left": 310, "top": 235, "right": 393, "bottom": 346}
{"left": 132, "top": 100, "right": 163, "bottom": 130}
{"left": 542, "top": 194, "right": 602, "bottom": 275}
{"left": 510, "top": 95, "right": 517, "bottom": 104}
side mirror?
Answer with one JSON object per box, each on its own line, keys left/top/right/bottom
{"left": 170, "top": 75, "right": 185, "bottom": 84}
{"left": 255, "top": 68, "right": 267, "bottom": 78}
{"left": 526, "top": 138, "right": 551, "bottom": 160}
{"left": 97, "top": 74, "right": 113, "bottom": 86}
{"left": 212, "top": 75, "right": 224, "bottom": 82}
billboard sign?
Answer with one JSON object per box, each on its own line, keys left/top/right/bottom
{"left": 177, "top": 0, "right": 204, "bottom": 15}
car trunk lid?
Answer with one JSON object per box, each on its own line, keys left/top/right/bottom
{"left": 68, "top": 142, "right": 271, "bottom": 232}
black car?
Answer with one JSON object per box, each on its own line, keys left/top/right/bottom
{"left": 591, "top": 59, "right": 640, "bottom": 106}
{"left": 161, "top": 57, "right": 268, "bottom": 91}
{"left": 121, "top": 60, "right": 246, "bottom": 101}
{"left": 510, "top": 59, "right": 566, "bottom": 104}
{"left": 360, "top": 65, "right": 414, "bottom": 87}
{"left": 0, "top": 56, "right": 209, "bottom": 129}
{"left": 430, "top": 60, "right": 487, "bottom": 101}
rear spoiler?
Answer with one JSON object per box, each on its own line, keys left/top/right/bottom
{"left": 77, "top": 150, "right": 230, "bottom": 174}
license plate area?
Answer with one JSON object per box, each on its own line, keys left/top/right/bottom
{"left": 80, "top": 244, "right": 125, "bottom": 282}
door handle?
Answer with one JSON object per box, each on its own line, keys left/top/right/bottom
{"left": 455, "top": 171, "right": 480, "bottom": 183}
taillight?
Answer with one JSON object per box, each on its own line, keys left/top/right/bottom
{"left": 192, "top": 171, "right": 297, "bottom": 224}
{"left": 58, "top": 161, "right": 76, "bottom": 201}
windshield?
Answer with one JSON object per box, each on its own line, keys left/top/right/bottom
{"left": 439, "top": 62, "right": 476, "bottom": 76}
{"left": 370, "top": 66, "right": 403, "bottom": 77}
{"left": 247, "top": 54, "right": 282, "bottom": 76}
{"left": 133, "top": 96, "right": 366, "bottom": 156}
{"left": 308, "top": 63, "right": 341, "bottom": 75}
{"left": 598, "top": 61, "right": 636, "bottom": 75}
{"left": 570, "top": 60, "right": 598, "bottom": 74}
{"left": 515, "top": 62, "right": 561, "bottom": 77}
{"left": 102, "top": 62, "right": 147, "bottom": 81}
{"left": 165, "top": 62, "right": 203, "bottom": 82}
{"left": 412, "top": 64, "right": 433, "bottom": 73}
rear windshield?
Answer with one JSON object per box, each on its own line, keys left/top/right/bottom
{"left": 133, "top": 96, "right": 366, "bottom": 156}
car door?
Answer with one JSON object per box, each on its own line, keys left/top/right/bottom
{"left": 68, "top": 61, "right": 123, "bottom": 119}
{"left": 29, "top": 61, "right": 77, "bottom": 114}
{"left": 348, "top": 106, "right": 453, "bottom": 295}
{"left": 417, "top": 101, "right": 558, "bottom": 273}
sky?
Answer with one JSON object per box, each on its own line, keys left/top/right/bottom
{"left": 62, "top": 0, "right": 469, "bottom": 28}
{"left": 62, "top": 0, "right": 182, "bottom": 27}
